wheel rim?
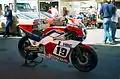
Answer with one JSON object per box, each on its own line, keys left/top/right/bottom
{"left": 77, "top": 53, "right": 89, "bottom": 65}
{"left": 71, "top": 48, "right": 97, "bottom": 72}
{"left": 21, "top": 39, "right": 38, "bottom": 60}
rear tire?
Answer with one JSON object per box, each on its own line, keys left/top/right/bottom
{"left": 71, "top": 47, "right": 98, "bottom": 72}
{"left": 18, "top": 36, "right": 38, "bottom": 60}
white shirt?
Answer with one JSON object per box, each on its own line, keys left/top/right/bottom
{"left": 111, "top": 11, "right": 120, "bottom": 23}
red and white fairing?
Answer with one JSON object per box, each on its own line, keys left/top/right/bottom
{"left": 29, "top": 32, "right": 80, "bottom": 63}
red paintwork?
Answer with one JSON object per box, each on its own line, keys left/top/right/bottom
{"left": 44, "top": 43, "right": 93, "bottom": 63}
{"left": 43, "top": 27, "right": 65, "bottom": 35}
{"left": 19, "top": 24, "right": 84, "bottom": 38}
{"left": 19, "top": 24, "right": 33, "bottom": 33}
{"left": 18, "top": 17, "right": 84, "bottom": 38}
{"left": 44, "top": 42, "right": 72, "bottom": 63}
{"left": 89, "top": 20, "right": 96, "bottom": 25}
{"left": 43, "top": 26, "right": 84, "bottom": 37}
{"left": 67, "top": 26, "right": 83, "bottom": 36}
{"left": 18, "top": 22, "right": 91, "bottom": 64}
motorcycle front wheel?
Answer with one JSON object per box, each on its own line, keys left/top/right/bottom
{"left": 71, "top": 47, "right": 98, "bottom": 72}
{"left": 18, "top": 36, "right": 38, "bottom": 60}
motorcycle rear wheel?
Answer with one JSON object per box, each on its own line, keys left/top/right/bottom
{"left": 18, "top": 36, "right": 38, "bottom": 60}
{"left": 71, "top": 47, "right": 98, "bottom": 72}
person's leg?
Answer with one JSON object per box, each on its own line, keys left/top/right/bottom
{"left": 103, "top": 23, "right": 108, "bottom": 43}
{"left": 103, "top": 19, "right": 113, "bottom": 43}
{"left": 113, "top": 22, "right": 117, "bottom": 41}
{"left": 6, "top": 21, "right": 11, "bottom": 36}
{"left": 108, "top": 21, "right": 114, "bottom": 43}
{"left": 7, "top": 21, "right": 12, "bottom": 37}
{"left": 103, "top": 18, "right": 108, "bottom": 43}
{"left": 115, "top": 23, "right": 118, "bottom": 39}
{"left": 3, "top": 21, "right": 9, "bottom": 37}
{"left": 108, "top": 21, "right": 115, "bottom": 44}
{"left": 3, "top": 20, "right": 12, "bottom": 37}
{"left": 111, "top": 22, "right": 117, "bottom": 42}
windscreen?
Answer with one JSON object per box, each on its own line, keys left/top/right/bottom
{"left": 16, "top": 3, "right": 32, "bottom": 12}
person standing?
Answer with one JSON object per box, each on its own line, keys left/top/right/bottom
{"left": 111, "top": 1, "right": 119, "bottom": 42}
{"left": 63, "top": 7, "right": 69, "bottom": 17}
{"left": 100, "top": 0, "right": 116, "bottom": 44}
{"left": 3, "top": 5, "right": 13, "bottom": 38}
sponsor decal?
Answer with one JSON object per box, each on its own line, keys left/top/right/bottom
{"left": 63, "top": 43, "right": 72, "bottom": 48}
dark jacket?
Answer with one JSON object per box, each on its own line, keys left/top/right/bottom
{"left": 100, "top": 3, "right": 116, "bottom": 18}
{"left": 4, "top": 10, "right": 12, "bottom": 21}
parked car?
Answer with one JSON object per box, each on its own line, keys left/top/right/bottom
{"left": 0, "top": 12, "right": 39, "bottom": 36}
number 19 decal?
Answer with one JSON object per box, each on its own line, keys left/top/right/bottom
{"left": 53, "top": 45, "right": 70, "bottom": 58}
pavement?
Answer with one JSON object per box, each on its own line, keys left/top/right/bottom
{"left": 83, "top": 29, "right": 120, "bottom": 46}
{"left": 0, "top": 29, "right": 120, "bottom": 79}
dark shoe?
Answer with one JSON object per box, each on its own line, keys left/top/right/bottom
{"left": 7, "top": 34, "right": 10, "bottom": 37}
{"left": 3, "top": 35, "right": 7, "bottom": 38}
{"left": 115, "top": 37, "right": 118, "bottom": 39}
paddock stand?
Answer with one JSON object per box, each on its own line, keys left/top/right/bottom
{"left": 21, "top": 53, "right": 44, "bottom": 67}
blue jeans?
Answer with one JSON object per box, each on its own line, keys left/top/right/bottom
{"left": 111, "top": 22, "right": 117, "bottom": 41}
{"left": 103, "top": 18, "right": 113, "bottom": 42}
{"left": 4, "top": 20, "right": 12, "bottom": 35}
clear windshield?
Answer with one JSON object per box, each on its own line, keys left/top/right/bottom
{"left": 16, "top": 3, "right": 32, "bottom": 12}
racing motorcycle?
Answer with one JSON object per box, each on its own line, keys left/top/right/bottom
{"left": 18, "top": 22, "right": 98, "bottom": 72}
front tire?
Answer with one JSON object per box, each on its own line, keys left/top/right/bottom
{"left": 71, "top": 47, "right": 98, "bottom": 72}
{"left": 18, "top": 36, "right": 38, "bottom": 60}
